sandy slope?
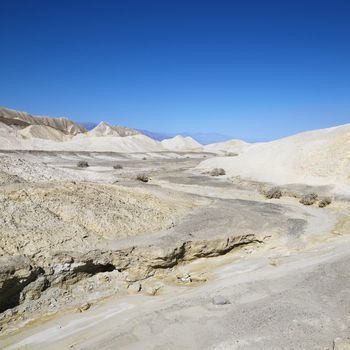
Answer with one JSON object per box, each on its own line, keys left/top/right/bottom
{"left": 198, "top": 123, "right": 350, "bottom": 190}
{"left": 162, "top": 135, "right": 203, "bottom": 151}
{"left": 204, "top": 139, "right": 249, "bottom": 154}
{"left": 19, "top": 125, "right": 71, "bottom": 141}
{"left": 0, "top": 153, "right": 81, "bottom": 182}
{"left": 0, "top": 123, "right": 25, "bottom": 148}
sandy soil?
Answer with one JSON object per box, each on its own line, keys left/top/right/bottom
{"left": 0, "top": 150, "right": 349, "bottom": 349}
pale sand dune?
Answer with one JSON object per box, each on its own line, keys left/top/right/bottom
{"left": 198, "top": 123, "right": 350, "bottom": 189}
{"left": 161, "top": 135, "right": 202, "bottom": 151}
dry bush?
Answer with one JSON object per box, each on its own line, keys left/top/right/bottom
{"left": 300, "top": 193, "right": 318, "bottom": 205}
{"left": 226, "top": 152, "right": 238, "bottom": 157}
{"left": 142, "top": 157, "right": 147, "bottom": 160}
{"left": 265, "top": 187, "right": 282, "bottom": 199}
{"left": 210, "top": 168, "right": 226, "bottom": 176}
{"left": 318, "top": 197, "right": 332, "bottom": 208}
{"left": 77, "top": 160, "right": 89, "bottom": 168}
{"left": 113, "top": 164, "right": 123, "bottom": 169}
{"left": 136, "top": 174, "right": 149, "bottom": 182}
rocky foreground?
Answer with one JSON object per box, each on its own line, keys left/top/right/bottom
{"left": 0, "top": 149, "right": 349, "bottom": 349}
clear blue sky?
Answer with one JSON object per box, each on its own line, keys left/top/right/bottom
{"left": 1, "top": 0, "right": 349, "bottom": 141}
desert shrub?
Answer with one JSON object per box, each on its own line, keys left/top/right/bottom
{"left": 226, "top": 152, "right": 238, "bottom": 157}
{"left": 142, "top": 157, "right": 147, "bottom": 160}
{"left": 210, "top": 168, "right": 226, "bottom": 176}
{"left": 318, "top": 197, "right": 332, "bottom": 208}
{"left": 113, "top": 164, "right": 123, "bottom": 169}
{"left": 265, "top": 187, "right": 282, "bottom": 199}
{"left": 299, "top": 193, "right": 318, "bottom": 206}
{"left": 136, "top": 173, "right": 149, "bottom": 182}
{"left": 77, "top": 160, "right": 89, "bottom": 168}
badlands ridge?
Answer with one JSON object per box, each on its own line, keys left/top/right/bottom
{"left": 0, "top": 107, "right": 350, "bottom": 349}
{"left": 0, "top": 107, "right": 202, "bottom": 152}
{"left": 1, "top": 107, "right": 348, "bottom": 190}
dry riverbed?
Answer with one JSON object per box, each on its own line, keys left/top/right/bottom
{"left": 0, "top": 150, "right": 349, "bottom": 349}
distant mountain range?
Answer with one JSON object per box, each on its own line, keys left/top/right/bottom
{"left": 0, "top": 111, "right": 232, "bottom": 145}
{"left": 78, "top": 122, "right": 231, "bottom": 145}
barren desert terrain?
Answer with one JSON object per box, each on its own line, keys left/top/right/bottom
{"left": 0, "top": 108, "right": 350, "bottom": 349}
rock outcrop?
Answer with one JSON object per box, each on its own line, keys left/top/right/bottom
{"left": 0, "top": 256, "right": 43, "bottom": 313}
{"left": 0, "top": 232, "right": 261, "bottom": 330}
